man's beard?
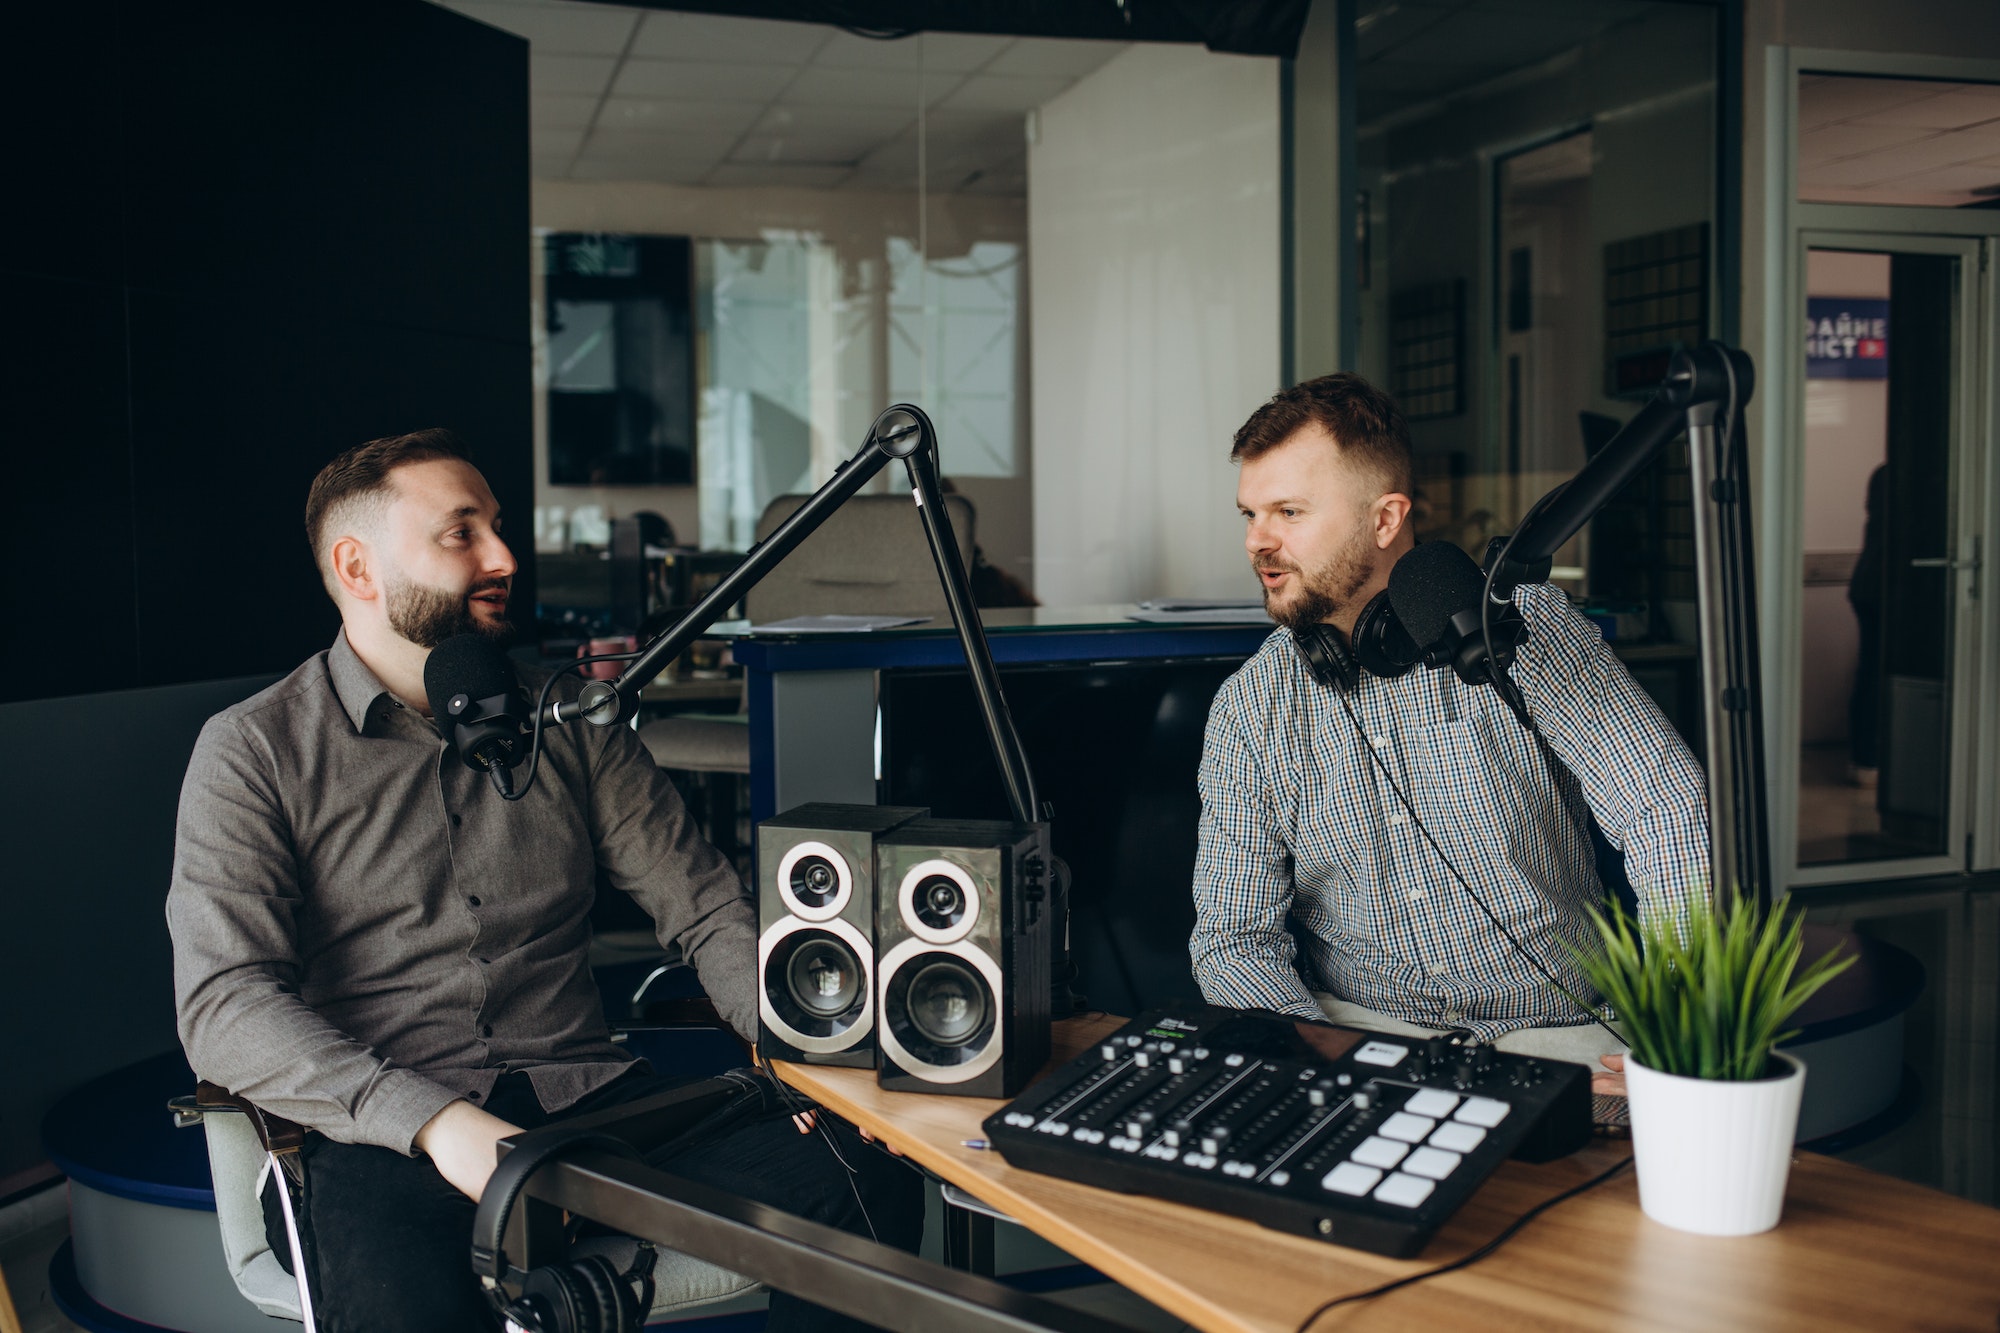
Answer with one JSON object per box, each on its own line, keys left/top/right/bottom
{"left": 1257, "top": 528, "right": 1375, "bottom": 631}
{"left": 385, "top": 576, "right": 512, "bottom": 649}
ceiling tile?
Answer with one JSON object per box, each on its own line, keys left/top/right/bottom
{"left": 1870, "top": 162, "right": 2000, "bottom": 194}
{"left": 1851, "top": 89, "right": 2000, "bottom": 131}
{"left": 630, "top": 11, "right": 833, "bottom": 64}
{"left": 731, "top": 128, "right": 888, "bottom": 165}
{"left": 611, "top": 58, "right": 798, "bottom": 102}
{"left": 531, "top": 53, "right": 617, "bottom": 95}
{"left": 983, "top": 37, "right": 1126, "bottom": 79}
{"left": 936, "top": 74, "right": 1072, "bottom": 114}
{"left": 1797, "top": 122, "right": 1926, "bottom": 165}
{"left": 918, "top": 108, "right": 1035, "bottom": 149}
{"left": 755, "top": 104, "right": 915, "bottom": 140}
{"left": 596, "top": 97, "right": 766, "bottom": 136}
{"left": 585, "top": 125, "right": 743, "bottom": 160}
{"left": 1796, "top": 75, "right": 1958, "bottom": 130}
{"left": 532, "top": 128, "right": 586, "bottom": 157}
{"left": 810, "top": 30, "right": 1012, "bottom": 73}
{"left": 533, "top": 93, "right": 602, "bottom": 131}
{"left": 705, "top": 162, "right": 856, "bottom": 188}
{"left": 442, "top": 0, "right": 637, "bottom": 54}
{"left": 569, "top": 157, "right": 716, "bottom": 185}
{"left": 785, "top": 66, "right": 957, "bottom": 109}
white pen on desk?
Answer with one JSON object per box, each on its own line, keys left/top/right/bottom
{"left": 961, "top": 1138, "right": 990, "bottom": 1150}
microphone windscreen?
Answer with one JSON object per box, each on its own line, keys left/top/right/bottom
{"left": 424, "top": 633, "right": 517, "bottom": 709}
{"left": 1387, "top": 541, "right": 1487, "bottom": 651}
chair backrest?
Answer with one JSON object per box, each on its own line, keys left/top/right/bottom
{"left": 198, "top": 1109, "right": 306, "bottom": 1322}
{"left": 743, "top": 492, "right": 975, "bottom": 624}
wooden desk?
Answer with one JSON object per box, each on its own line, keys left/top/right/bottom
{"left": 775, "top": 1016, "right": 2000, "bottom": 1332}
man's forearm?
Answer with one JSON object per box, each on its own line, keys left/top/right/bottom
{"left": 414, "top": 1099, "right": 524, "bottom": 1202}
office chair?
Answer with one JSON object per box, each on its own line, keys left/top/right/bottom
{"left": 180, "top": 1074, "right": 760, "bottom": 1329}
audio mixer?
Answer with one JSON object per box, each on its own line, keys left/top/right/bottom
{"left": 983, "top": 1005, "right": 1591, "bottom": 1257}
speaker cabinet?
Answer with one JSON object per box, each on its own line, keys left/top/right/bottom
{"left": 875, "top": 818, "right": 1052, "bottom": 1097}
{"left": 757, "top": 803, "right": 927, "bottom": 1067}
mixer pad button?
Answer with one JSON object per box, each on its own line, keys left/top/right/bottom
{"left": 1402, "top": 1088, "right": 1461, "bottom": 1119}
{"left": 1321, "top": 1162, "right": 1382, "bottom": 1196}
{"left": 1402, "top": 1146, "right": 1462, "bottom": 1180}
{"left": 1350, "top": 1136, "right": 1409, "bottom": 1170}
{"left": 1454, "top": 1096, "right": 1510, "bottom": 1128}
{"left": 1373, "top": 1172, "right": 1436, "bottom": 1209}
{"left": 1427, "top": 1121, "right": 1486, "bottom": 1153}
{"left": 1353, "top": 1041, "right": 1409, "bottom": 1068}
{"left": 1380, "top": 1112, "right": 1437, "bottom": 1143}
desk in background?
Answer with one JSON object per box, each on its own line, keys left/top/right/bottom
{"left": 775, "top": 1016, "right": 2000, "bottom": 1333}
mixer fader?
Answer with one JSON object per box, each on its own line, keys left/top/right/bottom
{"left": 984, "top": 1005, "right": 1592, "bottom": 1257}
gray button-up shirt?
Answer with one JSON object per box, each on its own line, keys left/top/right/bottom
{"left": 168, "top": 631, "right": 756, "bottom": 1154}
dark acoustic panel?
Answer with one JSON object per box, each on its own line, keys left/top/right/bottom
{"left": 118, "top": 0, "right": 530, "bottom": 344}
{"left": 0, "top": 276, "right": 138, "bottom": 704}
{"left": 0, "top": 674, "right": 280, "bottom": 1183}
{"left": 127, "top": 293, "right": 533, "bottom": 685}
{"left": 0, "top": 13, "right": 124, "bottom": 286}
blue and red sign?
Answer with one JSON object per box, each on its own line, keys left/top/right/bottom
{"left": 1806, "top": 297, "right": 1889, "bottom": 379}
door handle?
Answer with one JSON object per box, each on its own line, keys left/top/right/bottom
{"left": 1908, "top": 536, "right": 1981, "bottom": 597}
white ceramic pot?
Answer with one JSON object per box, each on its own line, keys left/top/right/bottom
{"left": 1624, "top": 1050, "right": 1806, "bottom": 1236}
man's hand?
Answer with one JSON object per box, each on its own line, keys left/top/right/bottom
{"left": 414, "top": 1099, "right": 524, "bottom": 1202}
{"left": 1592, "top": 1052, "right": 1627, "bottom": 1097}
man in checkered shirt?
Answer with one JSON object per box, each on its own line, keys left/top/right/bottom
{"left": 1190, "top": 373, "right": 1709, "bottom": 1094}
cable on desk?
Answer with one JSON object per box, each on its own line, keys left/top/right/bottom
{"left": 1295, "top": 1155, "right": 1633, "bottom": 1332}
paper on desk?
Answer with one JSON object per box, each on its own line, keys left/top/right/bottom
{"left": 1128, "top": 599, "right": 1272, "bottom": 625}
{"left": 749, "top": 614, "right": 932, "bottom": 634}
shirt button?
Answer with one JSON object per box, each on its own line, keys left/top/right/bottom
{"left": 482, "top": 1024, "right": 494, "bottom": 1038}
{"left": 451, "top": 814, "right": 463, "bottom": 828}
{"left": 1388, "top": 811, "right": 1408, "bottom": 825}
{"left": 1409, "top": 888, "right": 1426, "bottom": 901}
{"left": 467, "top": 1090, "right": 481, "bottom": 1102}
{"left": 467, "top": 896, "right": 481, "bottom": 908}
{"left": 1370, "top": 734, "right": 1389, "bottom": 748}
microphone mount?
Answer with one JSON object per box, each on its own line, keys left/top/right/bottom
{"left": 1482, "top": 341, "right": 1769, "bottom": 907}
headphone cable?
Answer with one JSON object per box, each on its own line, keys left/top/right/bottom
{"left": 1333, "top": 688, "right": 1625, "bottom": 1048}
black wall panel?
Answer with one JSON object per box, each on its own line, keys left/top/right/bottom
{"left": 0, "top": 0, "right": 530, "bottom": 703}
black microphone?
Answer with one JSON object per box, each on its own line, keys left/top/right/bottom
{"left": 1387, "top": 541, "right": 1526, "bottom": 689}
{"left": 425, "top": 634, "right": 530, "bottom": 795}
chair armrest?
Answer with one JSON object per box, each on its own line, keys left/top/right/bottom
{"left": 195, "top": 1082, "right": 308, "bottom": 1155}
{"left": 627, "top": 995, "right": 753, "bottom": 1063}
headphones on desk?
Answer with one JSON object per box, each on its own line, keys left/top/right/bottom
{"left": 1289, "top": 589, "right": 1422, "bottom": 693}
{"left": 471, "top": 1129, "right": 657, "bottom": 1333}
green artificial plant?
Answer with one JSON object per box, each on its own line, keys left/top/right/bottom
{"left": 1571, "top": 891, "right": 1854, "bottom": 1082}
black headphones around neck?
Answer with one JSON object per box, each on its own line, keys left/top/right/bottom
{"left": 1289, "top": 589, "right": 1422, "bottom": 692}
{"left": 471, "top": 1129, "right": 657, "bottom": 1333}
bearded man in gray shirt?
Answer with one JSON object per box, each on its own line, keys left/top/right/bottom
{"left": 168, "top": 429, "right": 919, "bottom": 1333}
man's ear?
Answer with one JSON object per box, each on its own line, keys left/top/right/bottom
{"left": 1373, "top": 492, "right": 1413, "bottom": 549}
{"left": 330, "top": 535, "right": 378, "bottom": 603}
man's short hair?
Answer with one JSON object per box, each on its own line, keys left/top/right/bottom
{"left": 1230, "top": 373, "right": 1415, "bottom": 499}
{"left": 304, "top": 428, "right": 469, "bottom": 596}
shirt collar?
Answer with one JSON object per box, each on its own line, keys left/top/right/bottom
{"left": 328, "top": 629, "right": 396, "bottom": 732}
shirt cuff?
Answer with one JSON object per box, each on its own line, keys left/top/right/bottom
{"left": 353, "top": 1067, "right": 467, "bottom": 1156}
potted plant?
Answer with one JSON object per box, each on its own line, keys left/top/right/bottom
{"left": 1571, "top": 891, "right": 1853, "bottom": 1236}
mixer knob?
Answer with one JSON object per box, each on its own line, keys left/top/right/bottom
{"left": 1122, "top": 1111, "right": 1156, "bottom": 1139}
{"left": 1307, "top": 1078, "right": 1338, "bottom": 1107}
{"left": 1191, "top": 1047, "right": 1211, "bottom": 1061}
{"left": 1160, "top": 1128, "right": 1183, "bottom": 1148}
{"left": 1099, "top": 1044, "right": 1120, "bottom": 1062}
{"left": 1167, "top": 1056, "right": 1187, "bottom": 1074}
{"left": 1125, "top": 1035, "right": 1144, "bottom": 1048}
{"left": 1336, "top": 1073, "right": 1352, "bottom": 1087}
{"left": 1199, "top": 1127, "right": 1231, "bottom": 1155}
{"left": 1133, "top": 1051, "right": 1152, "bottom": 1069}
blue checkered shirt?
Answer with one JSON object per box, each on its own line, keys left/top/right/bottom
{"left": 1190, "top": 583, "right": 1708, "bottom": 1039}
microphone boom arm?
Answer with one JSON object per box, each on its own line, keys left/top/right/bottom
{"left": 585, "top": 405, "right": 1042, "bottom": 827}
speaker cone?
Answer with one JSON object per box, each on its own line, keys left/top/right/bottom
{"left": 904, "top": 958, "right": 987, "bottom": 1047}
{"left": 763, "top": 926, "right": 868, "bottom": 1042}
{"left": 787, "top": 937, "right": 861, "bottom": 1018}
